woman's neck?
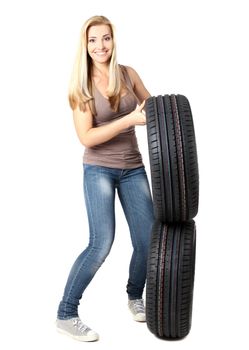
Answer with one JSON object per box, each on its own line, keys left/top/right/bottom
{"left": 92, "top": 62, "right": 109, "bottom": 79}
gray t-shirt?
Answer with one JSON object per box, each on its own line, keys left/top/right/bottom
{"left": 83, "top": 65, "right": 144, "bottom": 169}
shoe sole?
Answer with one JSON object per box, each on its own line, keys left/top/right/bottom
{"left": 56, "top": 326, "right": 99, "bottom": 342}
{"left": 133, "top": 315, "right": 146, "bottom": 322}
{"left": 129, "top": 310, "right": 146, "bottom": 322}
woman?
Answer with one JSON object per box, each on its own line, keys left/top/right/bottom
{"left": 56, "top": 15, "right": 154, "bottom": 342}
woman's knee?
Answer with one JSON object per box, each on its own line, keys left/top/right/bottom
{"left": 87, "top": 239, "right": 113, "bottom": 267}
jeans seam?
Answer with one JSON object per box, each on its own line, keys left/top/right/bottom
{"left": 118, "top": 183, "right": 140, "bottom": 297}
{"left": 62, "top": 173, "right": 97, "bottom": 318}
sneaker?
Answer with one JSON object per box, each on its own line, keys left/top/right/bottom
{"left": 56, "top": 317, "right": 99, "bottom": 342}
{"left": 128, "top": 299, "right": 146, "bottom": 322}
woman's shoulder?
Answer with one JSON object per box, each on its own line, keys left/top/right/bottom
{"left": 119, "top": 64, "right": 138, "bottom": 87}
{"left": 119, "top": 64, "right": 137, "bottom": 75}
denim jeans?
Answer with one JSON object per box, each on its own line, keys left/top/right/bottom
{"left": 57, "top": 164, "right": 154, "bottom": 320}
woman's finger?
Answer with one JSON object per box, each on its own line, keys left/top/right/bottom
{"left": 137, "top": 100, "right": 145, "bottom": 111}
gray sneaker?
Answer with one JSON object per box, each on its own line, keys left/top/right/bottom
{"left": 56, "top": 317, "right": 99, "bottom": 342}
{"left": 128, "top": 299, "right": 146, "bottom": 322}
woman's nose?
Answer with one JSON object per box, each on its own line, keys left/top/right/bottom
{"left": 96, "top": 39, "right": 104, "bottom": 49}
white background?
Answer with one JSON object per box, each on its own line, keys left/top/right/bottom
{"left": 0, "top": 0, "right": 249, "bottom": 349}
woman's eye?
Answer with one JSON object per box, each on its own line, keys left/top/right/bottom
{"left": 105, "top": 36, "right": 111, "bottom": 41}
{"left": 89, "top": 39, "right": 95, "bottom": 43}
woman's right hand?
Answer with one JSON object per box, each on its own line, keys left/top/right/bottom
{"left": 125, "top": 100, "right": 146, "bottom": 127}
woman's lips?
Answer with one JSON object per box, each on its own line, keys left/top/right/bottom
{"left": 94, "top": 51, "right": 108, "bottom": 56}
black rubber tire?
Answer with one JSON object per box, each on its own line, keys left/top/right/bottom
{"left": 146, "top": 94, "right": 199, "bottom": 222}
{"left": 146, "top": 220, "right": 196, "bottom": 340}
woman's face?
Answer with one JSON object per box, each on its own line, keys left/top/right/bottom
{"left": 87, "top": 24, "right": 113, "bottom": 64}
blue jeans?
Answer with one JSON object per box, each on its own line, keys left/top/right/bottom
{"left": 57, "top": 164, "right": 154, "bottom": 320}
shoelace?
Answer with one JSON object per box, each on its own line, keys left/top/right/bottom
{"left": 132, "top": 300, "right": 145, "bottom": 314}
{"left": 73, "top": 318, "right": 90, "bottom": 333}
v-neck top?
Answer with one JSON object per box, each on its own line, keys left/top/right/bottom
{"left": 83, "top": 65, "right": 144, "bottom": 169}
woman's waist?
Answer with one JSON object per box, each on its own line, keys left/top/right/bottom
{"left": 87, "top": 132, "right": 139, "bottom": 151}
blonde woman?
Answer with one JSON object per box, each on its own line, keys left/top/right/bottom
{"left": 56, "top": 15, "right": 154, "bottom": 342}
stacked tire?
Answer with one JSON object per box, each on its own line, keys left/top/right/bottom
{"left": 145, "top": 95, "right": 199, "bottom": 340}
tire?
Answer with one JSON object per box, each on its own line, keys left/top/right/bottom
{"left": 146, "top": 220, "right": 196, "bottom": 340}
{"left": 146, "top": 95, "right": 199, "bottom": 222}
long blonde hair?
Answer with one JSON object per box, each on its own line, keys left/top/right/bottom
{"left": 68, "top": 15, "right": 124, "bottom": 113}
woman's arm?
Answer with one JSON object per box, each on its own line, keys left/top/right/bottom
{"left": 73, "top": 101, "right": 146, "bottom": 148}
{"left": 126, "top": 66, "right": 151, "bottom": 103}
